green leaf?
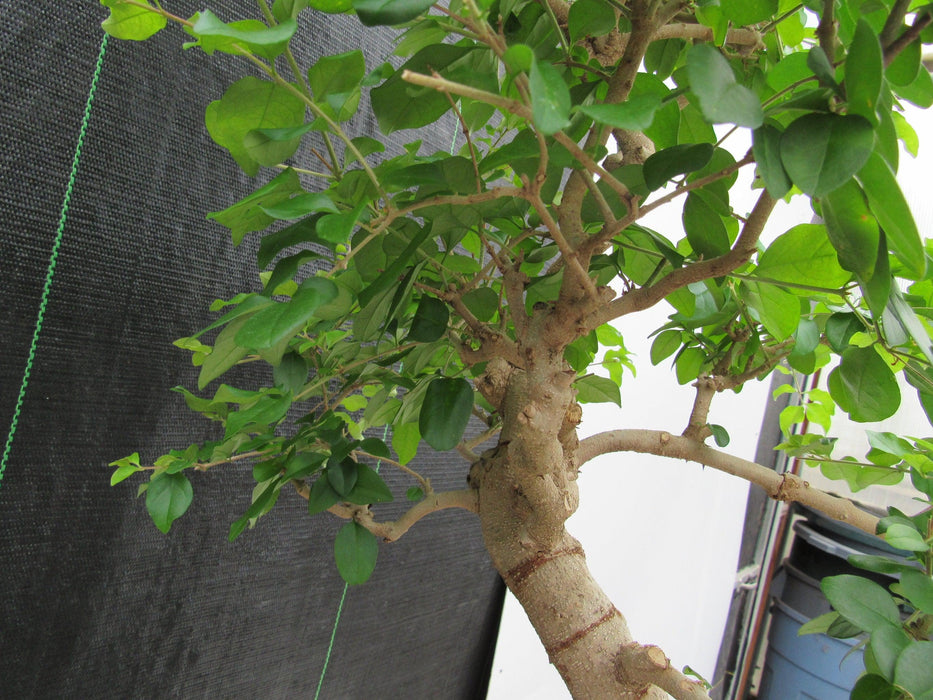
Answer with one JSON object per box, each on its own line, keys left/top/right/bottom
{"left": 307, "top": 475, "right": 340, "bottom": 515}
{"left": 110, "top": 463, "right": 141, "bottom": 486}
{"left": 334, "top": 521, "right": 378, "bottom": 585}
{"left": 886, "top": 36, "right": 921, "bottom": 87}
{"left": 856, "top": 151, "right": 925, "bottom": 278}
{"left": 145, "top": 473, "right": 193, "bottom": 533}
{"left": 529, "top": 59, "right": 571, "bottom": 135}
{"left": 798, "top": 611, "right": 841, "bottom": 636}
{"left": 780, "top": 113, "right": 874, "bottom": 197}
{"left": 720, "top": 0, "right": 776, "bottom": 25}
{"left": 650, "top": 330, "right": 682, "bottom": 365}
{"left": 683, "top": 192, "right": 729, "bottom": 259}
{"left": 100, "top": 0, "right": 167, "bottom": 40}
{"left": 686, "top": 45, "right": 763, "bottom": 128}
{"left": 198, "top": 316, "right": 251, "bottom": 390}
{"left": 407, "top": 296, "right": 449, "bottom": 342}
{"left": 821, "top": 179, "right": 880, "bottom": 279}
{"left": 272, "top": 0, "right": 309, "bottom": 21}
{"left": 189, "top": 10, "right": 297, "bottom": 59}
{"left": 709, "top": 424, "right": 730, "bottom": 447}
{"left": 883, "top": 523, "right": 929, "bottom": 551}
{"left": 273, "top": 352, "right": 308, "bottom": 393}
{"left": 887, "top": 285, "right": 933, "bottom": 365}
{"left": 755, "top": 223, "right": 850, "bottom": 289}
{"left": 406, "top": 486, "right": 424, "bottom": 501}
{"left": 676, "top": 347, "right": 706, "bottom": 385}
{"left": 308, "top": 50, "right": 365, "bottom": 120}
{"left": 224, "top": 393, "right": 291, "bottom": 438}
{"left": 259, "top": 193, "right": 339, "bottom": 220}
{"left": 821, "top": 574, "right": 901, "bottom": 632}
{"left": 850, "top": 674, "right": 900, "bottom": 700}
{"left": 229, "top": 479, "right": 281, "bottom": 541}
{"left": 871, "top": 625, "right": 913, "bottom": 680}
{"left": 752, "top": 125, "right": 791, "bottom": 199}
{"left": 344, "top": 464, "right": 394, "bottom": 505}
{"left": 235, "top": 278, "right": 338, "bottom": 350}
{"left": 575, "top": 375, "right": 621, "bottom": 406}
{"left": 740, "top": 281, "right": 800, "bottom": 340}
{"left": 392, "top": 421, "right": 420, "bottom": 465}
{"left": 326, "top": 457, "right": 358, "bottom": 496}
{"left": 828, "top": 346, "right": 901, "bottom": 423}
{"left": 895, "top": 642, "right": 933, "bottom": 699}
{"left": 900, "top": 570, "right": 933, "bottom": 614}
{"left": 419, "top": 377, "right": 473, "bottom": 452}
{"left": 807, "top": 47, "right": 840, "bottom": 91}
{"left": 846, "top": 19, "right": 884, "bottom": 123}
{"left": 353, "top": 0, "right": 434, "bottom": 26}
{"left": 462, "top": 288, "right": 499, "bottom": 322}
{"left": 208, "top": 168, "right": 303, "bottom": 245}
{"left": 576, "top": 95, "right": 662, "bottom": 131}
{"left": 567, "top": 0, "right": 616, "bottom": 42}
{"left": 204, "top": 77, "right": 306, "bottom": 176}
{"left": 850, "top": 554, "right": 924, "bottom": 576}
{"left": 643, "top": 143, "right": 714, "bottom": 191}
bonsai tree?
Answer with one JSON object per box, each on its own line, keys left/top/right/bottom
{"left": 102, "top": 0, "right": 933, "bottom": 696}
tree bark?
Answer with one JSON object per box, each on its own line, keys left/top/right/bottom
{"left": 471, "top": 356, "right": 705, "bottom": 698}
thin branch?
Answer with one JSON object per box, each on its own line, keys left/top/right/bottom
{"left": 881, "top": 0, "right": 912, "bottom": 48}
{"left": 300, "top": 486, "right": 479, "bottom": 542}
{"left": 353, "top": 449, "right": 430, "bottom": 491}
{"left": 884, "top": 12, "right": 933, "bottom": 67}
{"left": 617, "top": 644, "right": 711, "bottom": 700}
{"left": 587, "top": 189, "right": 775, "bottom": 329}
{"left": 816, "top": 0, "right": 836, "bottom": 63}
{"left": 575, "top": 430, "right": 881, "bottom": 535}
{"left": 403, "top": 70, "right": 526, "bottom": 116}
{"left": 433, "top": 69, "right": 483, "bottom": 193}
{"left": 652, "top": 23, "right": 761, "bottom": 48}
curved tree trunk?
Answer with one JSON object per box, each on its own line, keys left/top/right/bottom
{"left": 471, "top": 357, "right": 691, "bottom": 698}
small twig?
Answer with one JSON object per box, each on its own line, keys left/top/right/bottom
{"left": 433, "top": 69, "right": 483, "bottom": 193}
{"left": 816, "top": 0, "right": 836, "bottom": 63}
{"left": 353, "top": 449, "right": 430, "bottom": 490}
{"left": 884, "top": 11, "right": 933, "bottom": 67}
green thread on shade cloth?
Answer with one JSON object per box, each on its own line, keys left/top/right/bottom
{"left": 0, "top": 33, "right": 109, "bottom": 495}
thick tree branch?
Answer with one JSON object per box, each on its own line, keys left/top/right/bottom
{"left": 576, "top": 429, "right": 881, "bottom": 535}
{"left": 292, "top": 481, "right": 479, "bottom": 542}
{"left": 587, "top": 189, "right": 776, "bottom": 329}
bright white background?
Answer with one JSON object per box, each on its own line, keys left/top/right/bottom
{"left": 487, "top": 104, "right": 932, "bottom": 698}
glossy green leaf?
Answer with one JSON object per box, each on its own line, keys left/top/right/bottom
{"left": 828, "top": 346, "right": 901, "bottom": 422}
{"left": 752, "top": 125, "right": 791, "bottom": 199}
{"left": 821, "top": 179, "right": 880, "bottom": 279}
{"left": 576, "top": 95, "right": 662, "bottom": 131}
{"left": 235, "top": 278, "right": 338, "bottom": 350}
{"left": 101, "top": 0, "right": 166, "bottom": 40}
{"left": 887, "top": 37, "right": 921, "bottom": 87}
{"left": 353, "top": 0, "right": 434, "bottom": 26}
{"left": 643, "top": 143, "right": 714, "bottom": 191}
{"left": 846, "top": 19, "right": 883, "bottom": 123}
{"left": 822, "top": 574, "right": 901, "bottom": 632}
{"left": 720, "top": 0, "right": 776, "bottom": 25}
{"left": 407, "top": 296, "right": 449, "bottom": 342}
{"left": 189, "top": 11, "right": 297, "bottom": 58}
{"left": 334, "top": 521, "right": 378, "bottom": 585}
{"left": 307, "top": 475, "right": 340, "bottom": 515}
{"left": 205, "top": 77, "right": 306, "bottom": 176}
{"left": 676, "top": 347, "right": 706, "bottom": 385}
{"left": 756, "top": 224, "right": 850, "bottom": 289}
{"left": 344, "top": 464, "right": 394, "bottom": 505}
{"left": 856, "top": 151, "right": 925, "bottom": 277}
{"left": 780, "top": 113, "right": 874, "bottom": 197}
{"left": 686, "top": 45, "right": 763, "bottom": 128}
{"left": 575, "top": 375, "right": 621, "bottom": 406}
{"left": 419, "top": 377, "right": 473, "bottom": 452}
{"left": 884, "top": 523, "right": 929, "bottom": 551}
{"left": 273, "top": 0, "right": 309, "bottom": 21}
{"left": 273, "top": 352, "right": 308, "bottom": 392}
{"left": 895, "top": 642, "right": 933, "bottom": 699}
{"left": 798, "top": 611, "right": 840, "bottom": 636}
{"left": 871, "top": 625, "right": 913, "bottom": 680}
{"left": 229, "top": 479, "right": 281, "bottom": 540}
{"left": 529, "top": 59, "right": 571, "bottom": 135}
{"left": 807, "top": 47, "right": 840, "bottom": 91}
{"left": 146, "top": 473, "right": 193, "bottom": 533}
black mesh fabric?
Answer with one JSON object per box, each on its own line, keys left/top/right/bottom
{"left": 0, "top": 3, "right": 503, "bottom": 698}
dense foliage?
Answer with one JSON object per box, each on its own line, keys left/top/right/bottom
{"left": 101, "top": 0, "right": 933, "bottom": 696}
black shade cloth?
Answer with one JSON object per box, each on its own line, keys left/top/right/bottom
{"left": 0, "top": 3, "right": 503, "bottom": 698}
